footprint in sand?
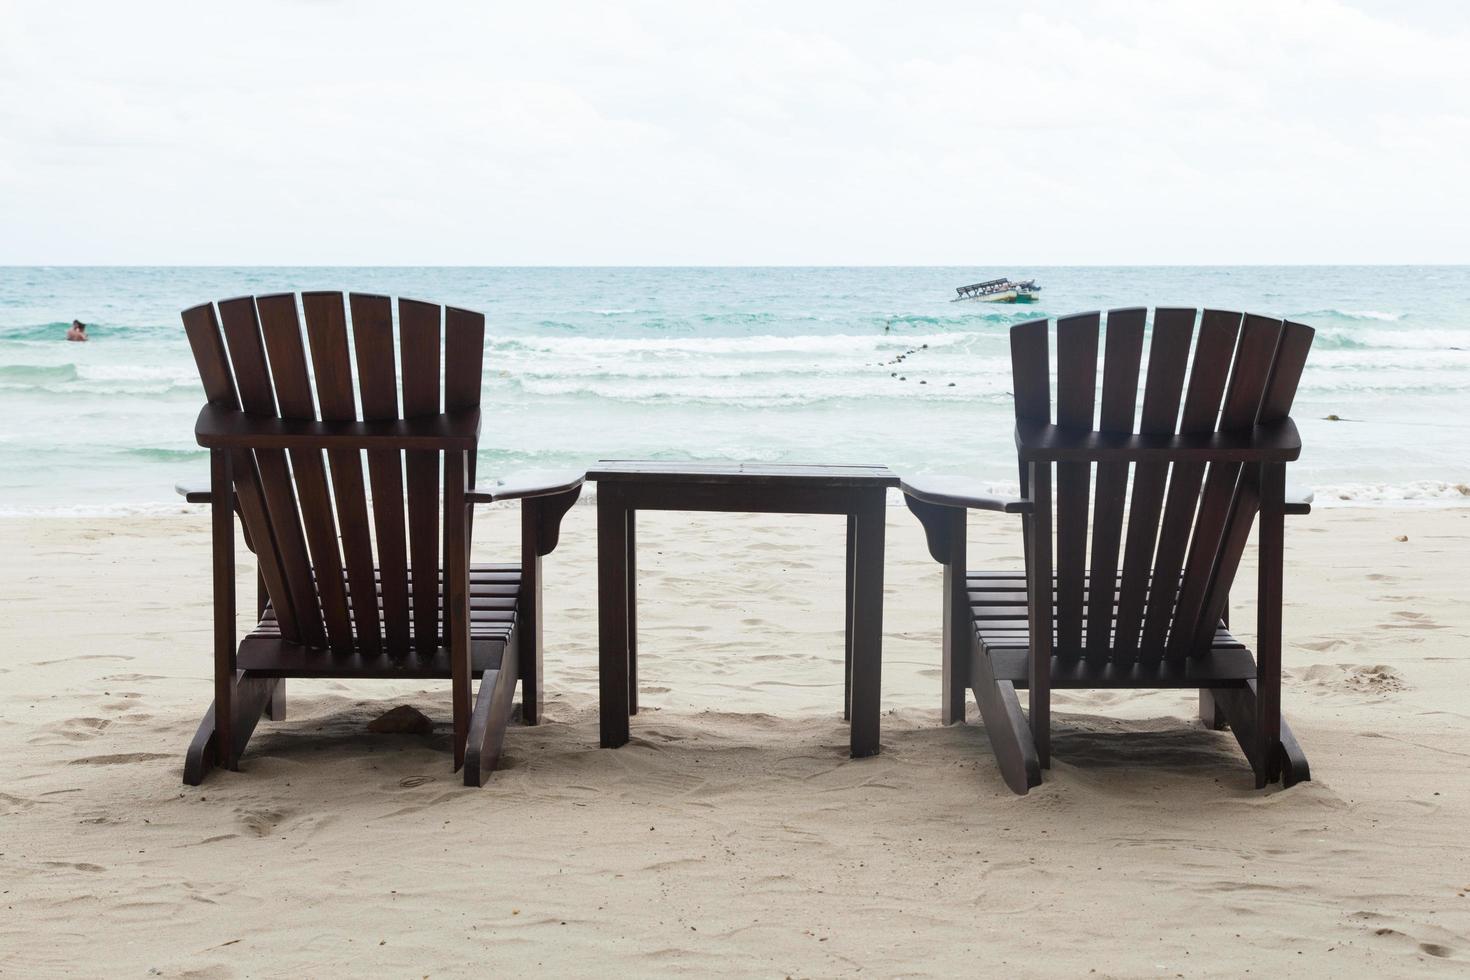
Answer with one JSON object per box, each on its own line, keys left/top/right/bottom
{"left": 1381, "top": 610, "right": 1447, "bottom": 630}
{"left": 237, "top": 807, "right": 290, "bottom": 837}
{"left": 68, "top": 752, "right": 172, "bottom": 766}
{"left": 1301, "top": 664, "right": 1407, "bottom": 696}
{"left": 42, "top": 861, "right": 106, "bottom": 873}
{"left": 51, "top": 716, "right": 113, "bottom": 741}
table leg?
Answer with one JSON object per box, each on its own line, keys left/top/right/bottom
{"left": 628, "top": 510, "right": 638, "bottom": 715}
{"left": 597, "top": 489, "right": 631, "bottom": 748}
{"left": 849, "top": 494, "right": 885, "bottom": 758}
{"left": 844, "top": 513, "right": 855, "bottom": 721}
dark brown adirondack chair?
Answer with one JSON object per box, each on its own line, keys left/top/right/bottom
{"left": 176, "top": 292, "right": 581, "bottom": 787}
{"left": 903, "top": 308, "right": 1314, "bottom": 794}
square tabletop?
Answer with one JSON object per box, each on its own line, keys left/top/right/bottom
{"left": 586, "top": 460, "right": 899, "bottom": 488}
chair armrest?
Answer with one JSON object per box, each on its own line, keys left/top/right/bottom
{"left": 899, "top": 475, "right": 1032, "bottom": 514}
{"left": 465, "top": 469, "right": 585, "bottom": 505}
{"left": 466, "top": 471, "right": 584, "bottom": 557}
{"left": 1015, "top": 417, "right": 1302, "bottom": 463}
{"left": 175, "top": 483, "right": 214, "bottom": 504}
{"left": 195, "top": 404, "right": 481, "bottom": 451}
{"left": 1284, "top": 485, "right": 1313, "bottom": 516}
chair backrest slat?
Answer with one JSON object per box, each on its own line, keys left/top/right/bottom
{"left": 1167, "top": 314, "right": 1283, "bottom": 657}
{"left": 1053, "top": 312, "right": 1099, "bottom": 656}
{"left": 442, "top": 306, "right": 487, "bottom": 597}
{"left": 184, "top": 292, "right": 486, "bottom": 662}
{"left": 217, "top": 296, "right": 327, "bottom": 648}
{"left": 1113, "top": 307, "right": 1193, "bottom": 653}
{"left": 257, "top": 293, "right": 355, "bottom": 654}
{"left": 1185, "top": 319, "right": 1315, "bottom": 651}
{"left": 399, "top": 298, "right": 443, "bottom": 656}
{"left": 182, "top": 303, "right": 302, "bottom": 643}
{"left": 303, "top": 291, "right": 382, "bottom": 655}
{"left": 1011, "top": 307, "right": 1312, "bottom": 666}
{"left": 350, "top": 293, "right": 412, "bottom": 657}
{"left": 1137, "top": 309, "right": 1240, "bottom": 656}
{"left": 1085, "top": 307, "right": 1145, "bottom": 659}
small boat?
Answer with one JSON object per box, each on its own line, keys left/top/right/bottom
{"left": 952, "top": 277, "right": 1041, "bottom": 304}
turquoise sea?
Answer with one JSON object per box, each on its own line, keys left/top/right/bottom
{"left": 1, "top": 266, "right": 1467, "bottom": 514}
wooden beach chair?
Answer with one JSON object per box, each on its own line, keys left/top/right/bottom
{"left": 903, "top": 308, "right": 1314, "bottom": 793}
{"left": 177, "top": 292, "right": 581, "bottom": 787}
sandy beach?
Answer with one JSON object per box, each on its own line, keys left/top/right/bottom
{"left": 1, "top": 503, "right": 1467, "bottom": 976}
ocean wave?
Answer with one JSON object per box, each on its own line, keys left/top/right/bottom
{"left": 1300, "top": 308, "right": 1405, "bottom": 322}
{"left": 0, "top": 501, "right": 199, "bottom": 518}
{"left": 492, "top": 331, "right": 986, "bottom": 356}
{"left": 123, "top": 447, "right": 209, "bottom": 462}
{"left": 0, "top": 322, "right": 165, "bottom": 341}
{"left": 1309, "top": 327, "right": 1470, "bottom": 352}
{"left": 1314, "top": 481, "right": 1470, "bottom": 506}
{"left": 0, "top": 363, "right": 79, "bottom": 384}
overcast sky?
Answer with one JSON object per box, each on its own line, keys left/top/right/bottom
{"left": 2, "top": 1, "right": 1467, "bottom": 264}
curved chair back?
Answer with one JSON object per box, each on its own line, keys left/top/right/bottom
{"left": 1009, "top": 308, "right": 1313, "bottom": 664}
{"left": 182, "top": 292, "right": 485, "bottom": 658}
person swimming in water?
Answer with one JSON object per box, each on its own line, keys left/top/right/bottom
{"left": 66, "top": 320, "right": 87, "bottom": 342}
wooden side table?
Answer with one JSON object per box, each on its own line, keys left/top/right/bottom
{"left": 587, "top": 461, "right": 899, "bottom": 758}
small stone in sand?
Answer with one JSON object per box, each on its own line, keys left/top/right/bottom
{"left": 367, "top": 705, "right": 433, "bottom": 735}
{"left": 1395, "top": 535, "right": 1408, "bottom": 542}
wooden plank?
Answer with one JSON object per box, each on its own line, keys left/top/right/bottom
{"left": 849, "top": 492, "right": 886, "bottom": 758}
{"left": 349, "top": 293, "right": 411, "bottom": 657}
{"left": 942, "top": 507, "right": 968, "bottom": 725}
{"left": 1139, "top": 309, "right": 1240, "bottom": 656}
{"left": 597, "top": 487, "right": 631, "bottom": 747}
{"left": 1009, "top": 319, "right": 1051, "bottom": 423}
{"left": 1254, "top": 461, "right": 1285, "bottom": 785}
{"left": 627, "top": 510, "right": 638, "bottom": 715}
{"left": 986, "top": 646, "right": 1256, "bottom": 688}
{"left": 399, "top": 298, "right": 442, "bottom": 656}
{"left": 182, "top": 303, "right": 300, "bottom": 643}
{"left": 210, "top": 448, "right": 236, "bottom": 769}
{"left": 256, "top": 293, "right": 354, "bottom": 654}
{"left": 183, "top": 670, "right": 279, "bottom": 785}
{"left": 217, "top": 296, "right": 326, "bottom": 648}
{"left": 1085, "top": 307, "right": 1144, "bottom": 659}
{"left": 301, "top": 291, "right": 380, "bottom": 653}
{"left": 1053, "top": 312, "right": 1098, "bottom": 658}
{"left": 463, "top": 647, "right": 521, "bottom": 786}
{"left": 586, "top": 461, "right": 898, "bottom": 486}
{"left": 519, "top": 500, "right": 544, "bottom": 725}
{"left": 446, "top": 449, "right": 471, "bottom": 770}
{"left": 1168, "top": 314, "right": 1282, "bottom": 658}
{"left": 1027, "top": 460, "right": 1052, "bottom": 768}
{"left": 1114, "top": 308, "right": 1194, "bottom": 651}
{"left": 1189, "top": 320, "right": 1316, "bottom": 651}
{"left": 844, "top": 513, "right": 855, "bottom": 721}
{"left": 443, "top": 305, "right": 485, "bottom": 612}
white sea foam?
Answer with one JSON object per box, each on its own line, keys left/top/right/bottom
{"left": 491, "top": 332, "right": 983, "bottom": 356}
{"left": 1312, "top": 481, "right": 1470, "bottom": 506}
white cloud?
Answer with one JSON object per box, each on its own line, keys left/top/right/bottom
{"left": 0, "top": 0, "right": 1465, "bottom": 263}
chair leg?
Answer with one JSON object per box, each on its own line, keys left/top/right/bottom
{"left": 1198, "top": 688, "right": 1226, "bottom": 730}
{"left": 520, "top": 501, "right": 544, "bottom": 726}
{"left": 1027, "top": 462, "right": 1053, "bottom": 769}
{"left": 183, "top": 670, "right": 279, "bottom": 785}
{"left": 844, "top": 513, "right": 855, "bottom": 721}
{"left": 1207, "top": 683, "right": 1311, "bottom": 787}
{"left": 968, "top": 643, "right": 1042, "bottom": 795}
{"left": 265, "top": 679, "right": 286, "bottom": 721}
{"left": 465, "top": 643, "right": 521, "bottom": 787}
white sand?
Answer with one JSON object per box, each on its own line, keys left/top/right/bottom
{"left": 2, "top": 505, "right": 1468, "bottom": 975}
